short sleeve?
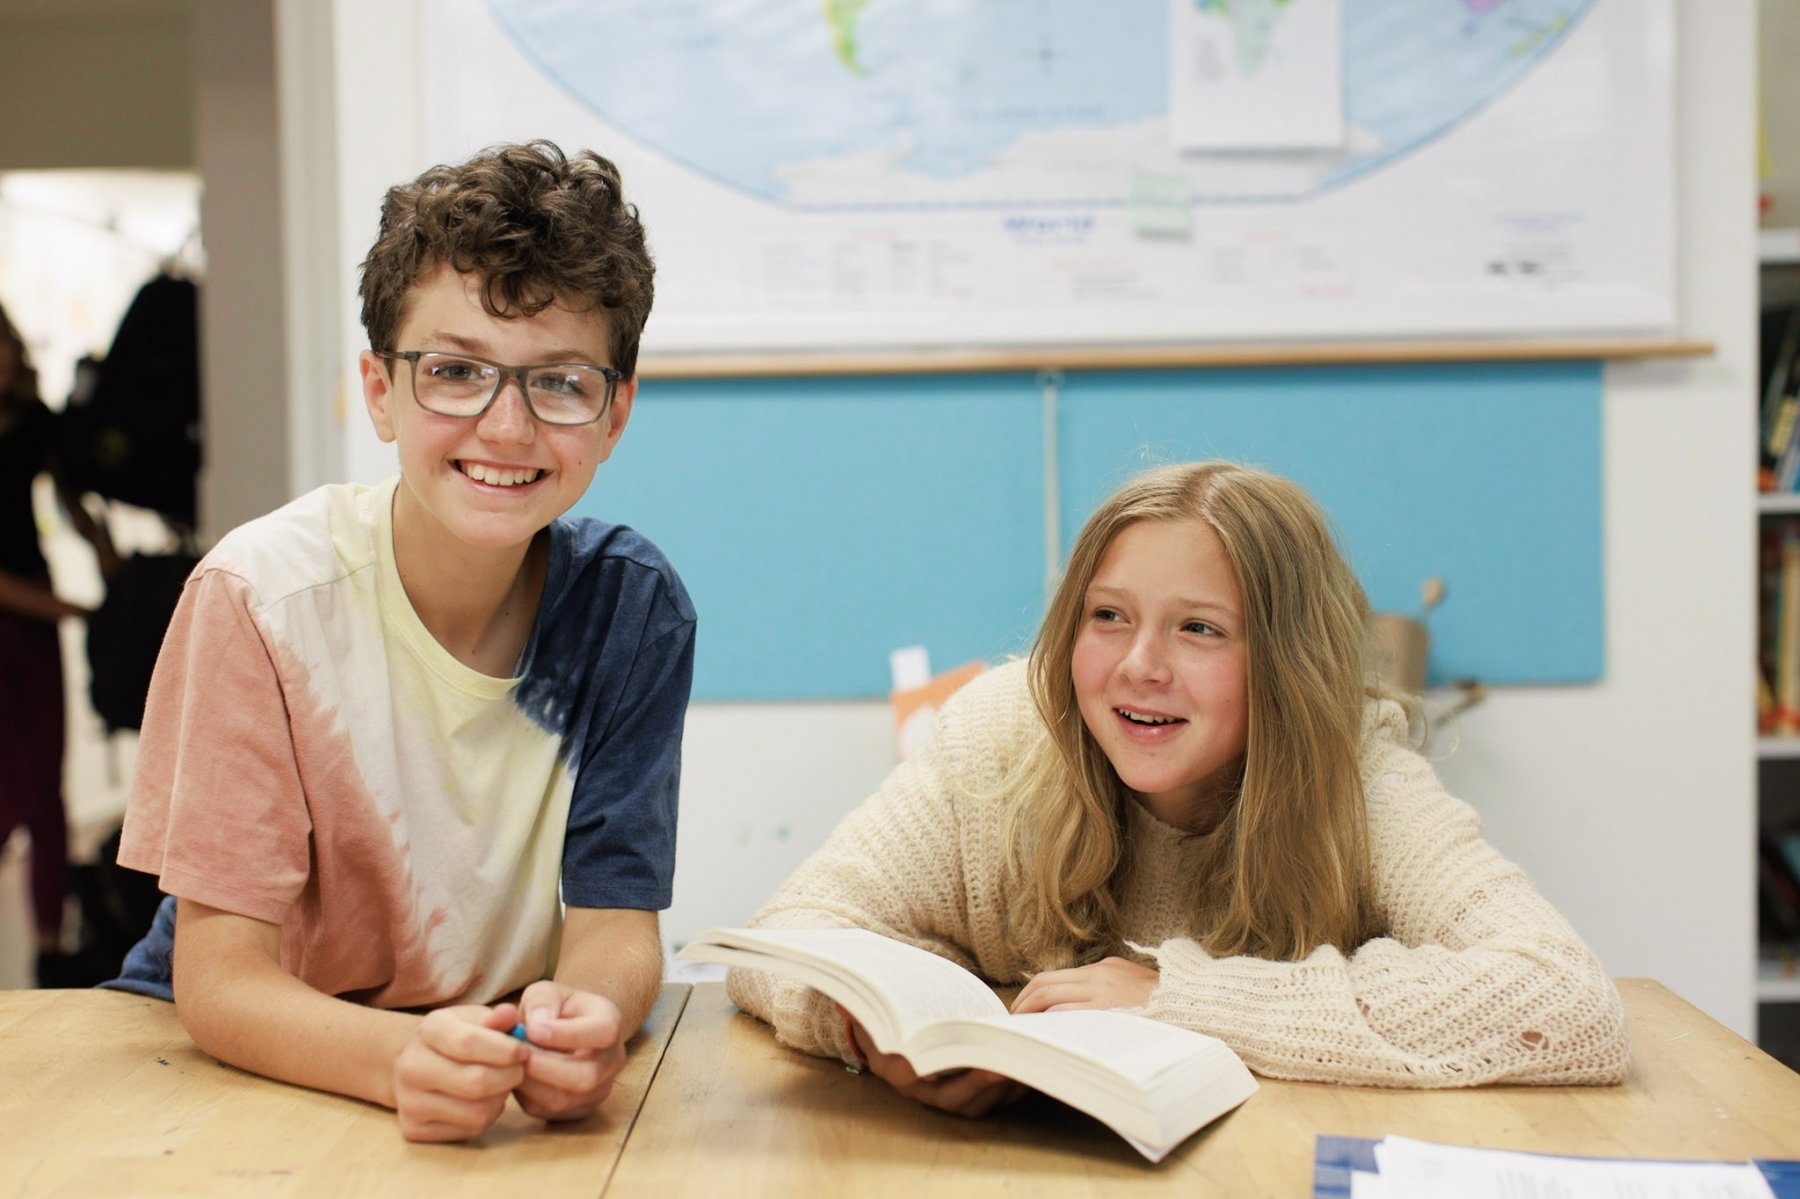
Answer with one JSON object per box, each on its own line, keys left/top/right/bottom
{"left": 115, "top": 567, "right": 313, "bottom": 924}
{"left": 559, "top": 613, "right": 695, "bottom": 911}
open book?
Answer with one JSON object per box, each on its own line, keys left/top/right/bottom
{"left": 679, "top": 926, "right": 1258, "bottom": 1163}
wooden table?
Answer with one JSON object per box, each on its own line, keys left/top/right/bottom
{"left": 5, "top": 980, "right": 1798, "bottom": 1197}
{"left": 604, "top": 980, "right": 1800, "bottom": 1198}
{"left": 0, "top": 983, "right": 689, "bottom": 1198}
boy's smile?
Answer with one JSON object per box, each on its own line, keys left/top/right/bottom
{"left": 458, "top": 463, "right": 544, "bottom": 488}
{"left": 360, "top": 263, "right": 635, "bottom": 568}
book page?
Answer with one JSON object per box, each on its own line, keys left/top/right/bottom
{"left": 759, "top": 928, "right": 1006, "bottom": 1028}
{"left": 903, "top": 1008, "right": 1256, "bottom": 1160}
{"left": 972, "top": 1009, "right": 1220, "bottom": 1086}
{"left": 683, "top": 928, "right": 1007, "bottom": 1042}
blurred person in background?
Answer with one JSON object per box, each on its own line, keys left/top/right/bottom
{"left": 0, "top": 299, "right": 116, "bottom": 986}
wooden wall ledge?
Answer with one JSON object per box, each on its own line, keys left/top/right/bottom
{"left": 638, "top": 338, "right": 1713, "bottom": 380}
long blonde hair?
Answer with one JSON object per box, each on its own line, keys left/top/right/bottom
{"left": 1001, "top": 461, "right": 1381, "bottom": 968}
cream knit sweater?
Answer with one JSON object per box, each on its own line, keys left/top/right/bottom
{"left": 726, "top": 660, "right": 1630, "bottom": 1087}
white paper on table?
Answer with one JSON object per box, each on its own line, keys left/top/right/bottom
{"left": 1370, "top": 1135, "right": 1778, "bottom": 1199}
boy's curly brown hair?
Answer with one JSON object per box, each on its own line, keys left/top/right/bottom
{"left": 358, "top": 141, "right": 654, "bottom": 377}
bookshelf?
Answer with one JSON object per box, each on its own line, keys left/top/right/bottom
{"left": 1757, "top": 231, "right": 1800, "bottom": 1048}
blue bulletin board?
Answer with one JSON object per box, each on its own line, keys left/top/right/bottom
{"left": 580, "top": 374, "right": 1046, "bottom": 700}
{"left": 576, "top": 361, "right": 1602, "bottom": 700}
{"left": 1057, "top": 362, "right": 1603, "bottom": 689}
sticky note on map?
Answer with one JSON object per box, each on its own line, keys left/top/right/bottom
{"left": 1130, "top": 171, "right": 1193, "bottom": 239}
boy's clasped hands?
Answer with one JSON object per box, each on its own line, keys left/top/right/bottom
{"left": 394, "top": 982, "right": 626, "bottom": 1142}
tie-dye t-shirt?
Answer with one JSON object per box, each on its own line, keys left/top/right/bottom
{"left": 116, "top": 477, "right": 695, "bottom": 1008}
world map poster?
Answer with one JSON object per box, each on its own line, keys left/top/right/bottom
{"left": 422, "top": 0, "right": 1673, "bottom": 354}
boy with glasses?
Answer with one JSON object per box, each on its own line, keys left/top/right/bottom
{"left": 108, "top": 142, "right": 695, "bottom": 1143}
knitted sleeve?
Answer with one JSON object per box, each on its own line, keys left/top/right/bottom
{"left": 1140, "top": 702, "right": 1630, "bottom": 1087}
{"left": 724, "top": 666, "right": 1027, "bottom": 1066}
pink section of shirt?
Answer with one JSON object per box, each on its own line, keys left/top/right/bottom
{"left": 119, "top": 565, "right": 454, "bottom": 1007}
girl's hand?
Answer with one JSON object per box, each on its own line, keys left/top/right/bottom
{"left": 511, "top": 981, "right": 627, "bottom": 1122}
{"left": 1009, "top": 957, "right": 1159, "bottom": 1014}
{"left": 392, "top": 1002, "right": 529, "bottom": 1142}
{"left": 838, "top": 1005, "right": 1026, "bottom": 1118}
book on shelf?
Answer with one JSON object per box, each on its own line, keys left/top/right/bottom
{"left": 679, "top": 925, "right": 1258, "bottom": 1163}
{"left": 1759, "top": 831, "right": 1800, "bottom": 945}
{"left": 1779, "top": 830, "right": 1800, "bottom": 886}
{"left": 1776, "top": 523, "right": 1800, "bottom": 734}
{"left": 1763, "top": 305, "right": 1800, "bottom": 492}
{"left": 1760, "top": 943, "right": 1799, "bottom": 982}
{"left": 1778, "top": 414, "right": 1800, "bottom": 493}
{"left": 1761, "top": 306, "right": 1800, "bottom": 427}
{"left": 1763, "top": 520, "right": 1786, "bottom": 733}
{"left": 1777, "top": 413, "right": 1800, "bottom": 493}
{"left": 1312, "top": 1134, "right": 1800, "bottom": 1198}
{"left": 1752, "top": 519, "right": 1800, "bottom": 737}
{"left": 1761, "top": 665, "right": 1778, "bottom": 736}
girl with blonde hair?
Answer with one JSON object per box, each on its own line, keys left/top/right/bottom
{"left": 728, "top": 460, "right": 1628, "bottom": 1116}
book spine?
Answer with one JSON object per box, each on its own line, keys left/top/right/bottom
{"left": 1764, "top": 309, "right": 1800, "bottom": 430}
{"left": 1779, "top": 524, "right": 1800, "bottom": 733}
{"left": 1760, "top": 667, "right": 1778, "bottom": 736}
{"left": 1780, "top": 831, "right": 1800, "bottom": 895}
{"left": 1761, "top": 833, "right": 1800, "bottom": 944}
{"left": 1762, "top": 520, "right": 1785, "bottom": 733}
{"left": 1779, "top": 394, "right": 1800, "bottom": 491}
{"left": 1772, "top": 393, "right": 1800, "bottom": 464}
{"left": 1763, "top": 306, "right": 1800, "bottom": 490}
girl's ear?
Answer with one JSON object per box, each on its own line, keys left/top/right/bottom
{"left": 359, "top": 351, "right": 398, "bottom": 444}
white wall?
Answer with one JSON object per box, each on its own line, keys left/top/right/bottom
{"left": 322, "top": 0, "right": 414, "bottom": 489}
{"left": 292, "top": 2, "right": 1759, "bottom": 1034}
{"left": 194, "top": 0, "right": 292, "bottom": 538}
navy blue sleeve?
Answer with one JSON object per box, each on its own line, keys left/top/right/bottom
{"left": 561, "top": 612, "right": 694, "bottom": 910}
{"left": 520, "top": 519, "right": 696, "bottom": 912}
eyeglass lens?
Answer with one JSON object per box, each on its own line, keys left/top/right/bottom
{"left": 412, "top": 353, "right": 613, "bottom": 425}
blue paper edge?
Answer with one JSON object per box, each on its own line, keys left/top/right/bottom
{"left": 1758, "top": 1158, "right": 1800, "bottom": 1199}
{"left": 1312, "top": 1135, "right": 1380, "bottom": 1197}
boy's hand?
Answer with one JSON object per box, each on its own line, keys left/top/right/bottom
{"left": 839, "top": 1005, "right": 1026, "bottom": 1118}
{"left": 1008, "top": 956, "right": 1159, "bottom": 1014}
{"left": 511, "top": 981, "right": 627, "bottom": 1122}
{"left": 392, "top": 1002, "right": 529, "bottom": 1142}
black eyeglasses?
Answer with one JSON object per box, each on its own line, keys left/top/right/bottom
{"left": 376, "top": 350, "right": 622, "bottom": 426}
